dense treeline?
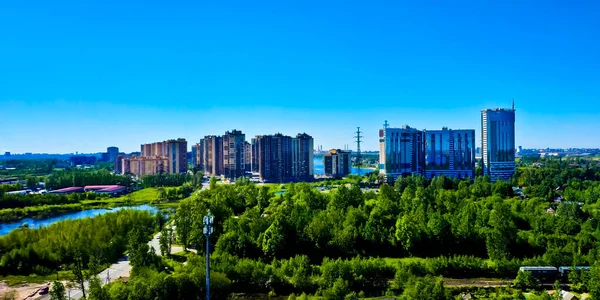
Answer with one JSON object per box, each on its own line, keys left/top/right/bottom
{"left": 0, "top": 193, "right": 82, "bottom": 209}
{"left": 7, "top": 157, "right": 600, "bottom": 299}
{"left": 141, "top": 172, "right": 202, "bottom": 188}
{"left": 0, "top": 209, "right": 157, "bottom": 275}
{"left": 45, "top": 169, "right": 133, "bottom": 190}
{"left": 172, "top": 175, "right": 598, "bottom": 265}
{"left": 0, "top": 159, "right": 58, "bottom": 177}
{"left": 161, "top": 158, "right": 600, "bottom": 297}
{"left": 0, "top": 203, "right": 84, "bottom": 222}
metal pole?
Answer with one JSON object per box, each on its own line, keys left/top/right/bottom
{"left": 206, "top": 235, "right": 210, "bottom": 300}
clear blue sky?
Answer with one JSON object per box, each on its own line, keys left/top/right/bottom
{"left": 1, "top": 0, "right": 599, "bottom": 154}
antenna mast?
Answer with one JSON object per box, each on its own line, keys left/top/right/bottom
{"left": 354, "top": 127, "right": 363, "bottom": 176}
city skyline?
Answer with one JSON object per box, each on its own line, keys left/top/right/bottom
{"left": 2, "top": 1, "right": 600, "bottom": 153}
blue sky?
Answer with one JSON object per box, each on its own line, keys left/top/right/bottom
{"left": 1, "top": 0, "right": 599, "bottom": 153}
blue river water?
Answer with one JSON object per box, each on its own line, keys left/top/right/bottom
{"left": 313, "top": 157, "right": 375, "bottom": 175}
{"left": 0, "top": 204, "right": 158, "bottom": 237}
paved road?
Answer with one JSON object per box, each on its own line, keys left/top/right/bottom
{"left": 36, "top": 232, "right": 164, "bottom": 300}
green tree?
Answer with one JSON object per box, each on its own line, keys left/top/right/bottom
{"left": 88, "top": 276, "right": 110, "bottom": 300}
{"left": 513, "top": 270, "right": 538, "bottom": 290}
{"left": 159, "top": 226, "right": 172, "bottom": 256}
{"left": 128, "top": 228, "right": 153, "bottom": 268}
{"left": 262, "top": 220, "right": 285, "bottom": 257}
{"left": 175, "top": 199, "right": 193, "bottom": 250}
{"left": 589, "top": 262, "right": 600, "bottom": 300}
{"left": 49, "top": 281, "right": 66, "bottom": 300}
{"left": 70, "top": 251, "right": 87, "bottom": 299}
{"left": 25, "top": 175, "right": 38, "bottom": 189}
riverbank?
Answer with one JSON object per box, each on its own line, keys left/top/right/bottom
{"left": 0, "top": 188, "right": 179, "bottom": 223}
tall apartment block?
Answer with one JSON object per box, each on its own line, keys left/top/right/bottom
{"left": 379, "top": 125, "right": 424, "bottom": 182}
{"left": 424, "top": 128, "right": 476, "bottom": 180}
{"left": 250, "top": 138, "right": 259, "bottom": 172}
{"left": 244, "top": 141, "right": 252, "bottom": 172}
{"left": 256, "top": 134, "right": 293, "bottom": 182}
{"left": 292, "top": 133, "right": 314, "bottom": 180}
{"left": 165, "top": 139, "right": 188, "bottom": 174}
{"left": 253, "top": 133, "right": 314, "bottom": 182}
{"left": 482, "top": 107, "right": 516, "bottom": 182}
{"left": 223, "top": 130, "right": 246, "bottom": 181}
{"left": 200, "top": 135, "right": 223, "bottom": 176}
{"left": 324, "top": 149, "right": 351, "bottom": 177}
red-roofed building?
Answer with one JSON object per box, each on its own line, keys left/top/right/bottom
{"left": 50, "top": 187, "right": 85, "bottom": 194}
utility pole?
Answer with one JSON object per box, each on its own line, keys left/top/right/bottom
{"left": 354, "top": 127, "right": 363, "bottom": 176}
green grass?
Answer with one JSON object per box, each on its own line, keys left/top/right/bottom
{"left": 382, "top": 257, "right": 426, "bottom": 267}
{"left": 0, "top": 271, "right": 75, "bottom": 286}
{"left": 81, "top": 187, "right": 181, "bottom": 205}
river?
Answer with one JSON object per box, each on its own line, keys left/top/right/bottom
{"left": 313, "top": 157, "right": 375, "bottom": 175}
{"left": 0, "top": 204, "right": 158, "bottom": 237}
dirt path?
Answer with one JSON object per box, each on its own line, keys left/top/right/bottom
{"left": 444, "top": 278, "right": 512, "bottom": 287}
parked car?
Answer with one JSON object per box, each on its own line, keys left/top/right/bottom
{"left": 39, "top": 286, "right": 49, "bottom": 295}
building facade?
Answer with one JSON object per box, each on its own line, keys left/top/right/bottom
{"left": 482, "top": 108, "right": 516, "bottom": 182}
{"left": 251, "top": 138, "right": 259, "bottom": 173}
{"left": 166, "top": 139, "right": 188, "bottom": 174}
{"left": 107, "top": 146, "right": 119, "bottom": 162}
{"left": 379, "top": 126, "right": 424, "bottom": 182}
{"left": 244, "top": 141, "right": 252, "bottom": 172}
{"left": 256, "top": 134, "right": 293, "bottom": 182}
{"left": 223, "top": 130, "right": 246, "bottom": 181}
{"left": 201, "top": 135, "right": 223, "bottom": 176}
{"left": 292, "top": 133, "right": 314, "bottom": 180}
{"left": 324, "top": 149, "right": 351, "bottom": 177}
{"left": 423, "top": 128, "right": 476, "bottom": 180}
{"left": 120, "top": 155, "right": 168, "bottom": 177}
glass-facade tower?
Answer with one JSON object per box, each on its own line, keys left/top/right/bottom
{"left": 481, "top": 108, "right": 516, "bottom": 182}
{"left": 424, "top": 128, "right": 475, "bottom": 179}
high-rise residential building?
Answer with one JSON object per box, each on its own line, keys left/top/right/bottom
{"left": 192, "top": 141, "right": 204, "bottom": 170}
{"left": 292, "top": 133, "right": 314, "bottom": 180}
{"left": 166, "top": 139, "right": 188, "bottom": 174}
{"left": 256, "top": 134, "right": 293, "bottom": 182}
{"left": 222, "top": 130, "right": 246, "bottom": 180}
{"left": 107, "top": 146, "right": 119, "bottom": 162}
{"left": 423, "top": 128, "right": 476, "bottom": 180}
{"left": 119, "top": 155, "right": 168, "bottom": 177}
{"left": 251, "top": 138, "right": 259, "bottom": 173}
{"left": 201, "top": 136, "right": 223, "bottom": 176}
{"left": 324, "top": 149, "right": 351, "bottom": 177}
{"left": 482, "top": 107, "right": 516, "bottom": 182}
{"left": 244, "top": 141, "right": 252, "bottom": 172}
{"left": 114, "top": 155, "right": 124, "bottom": 174}
{"left": 379, "top": 125, "right": 424, "bottom": 182}
{"left": 141, "top": 141, "right": 167, "bottom": 157}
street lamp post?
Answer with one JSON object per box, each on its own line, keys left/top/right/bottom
{"left": 203, "top": 210, "right": 214, "bottom": 300}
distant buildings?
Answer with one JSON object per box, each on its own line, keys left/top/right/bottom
{"left": 379, "top": 125, "right": 476, "bottom": 182}
{"left": 324, "top": 149, "right": 351, "bottom": 177}
{"left": 107, "top": 147, "right": 119, "bottom": 162}
{"left": 200, "top": 135, "right": 223, "bottom": 177}
{"left": 223, "top": 130, "right": 246, "bottom": 181}
{"left": 255, "top": 134, "right": 293, "bottom": 182}
{"left": 293, "top": 133, "right": 314, "bottom": 180}
{"left": 481, "top": 107, "right": 516, "bottom": 182}
{"left": 115, "top": 138, "right": 188, "bottom": 177}
{"left": 70, "top": 155, "right": 97, "bottom": 166}
{"left": 379, "top": 125, "right": 424, "bottom": 182}
{"left": 424, "top": 128, "right": 476, "bottom": 180}
{"left": 254, "top": 133, "right": 314, "bottom": 182}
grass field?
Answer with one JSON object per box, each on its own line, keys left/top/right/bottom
{"left": 0, "top": 271, "right": 75, "bottom": 286}
{"left": 81, "top": 187, "right": 180, "bottom": 206}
